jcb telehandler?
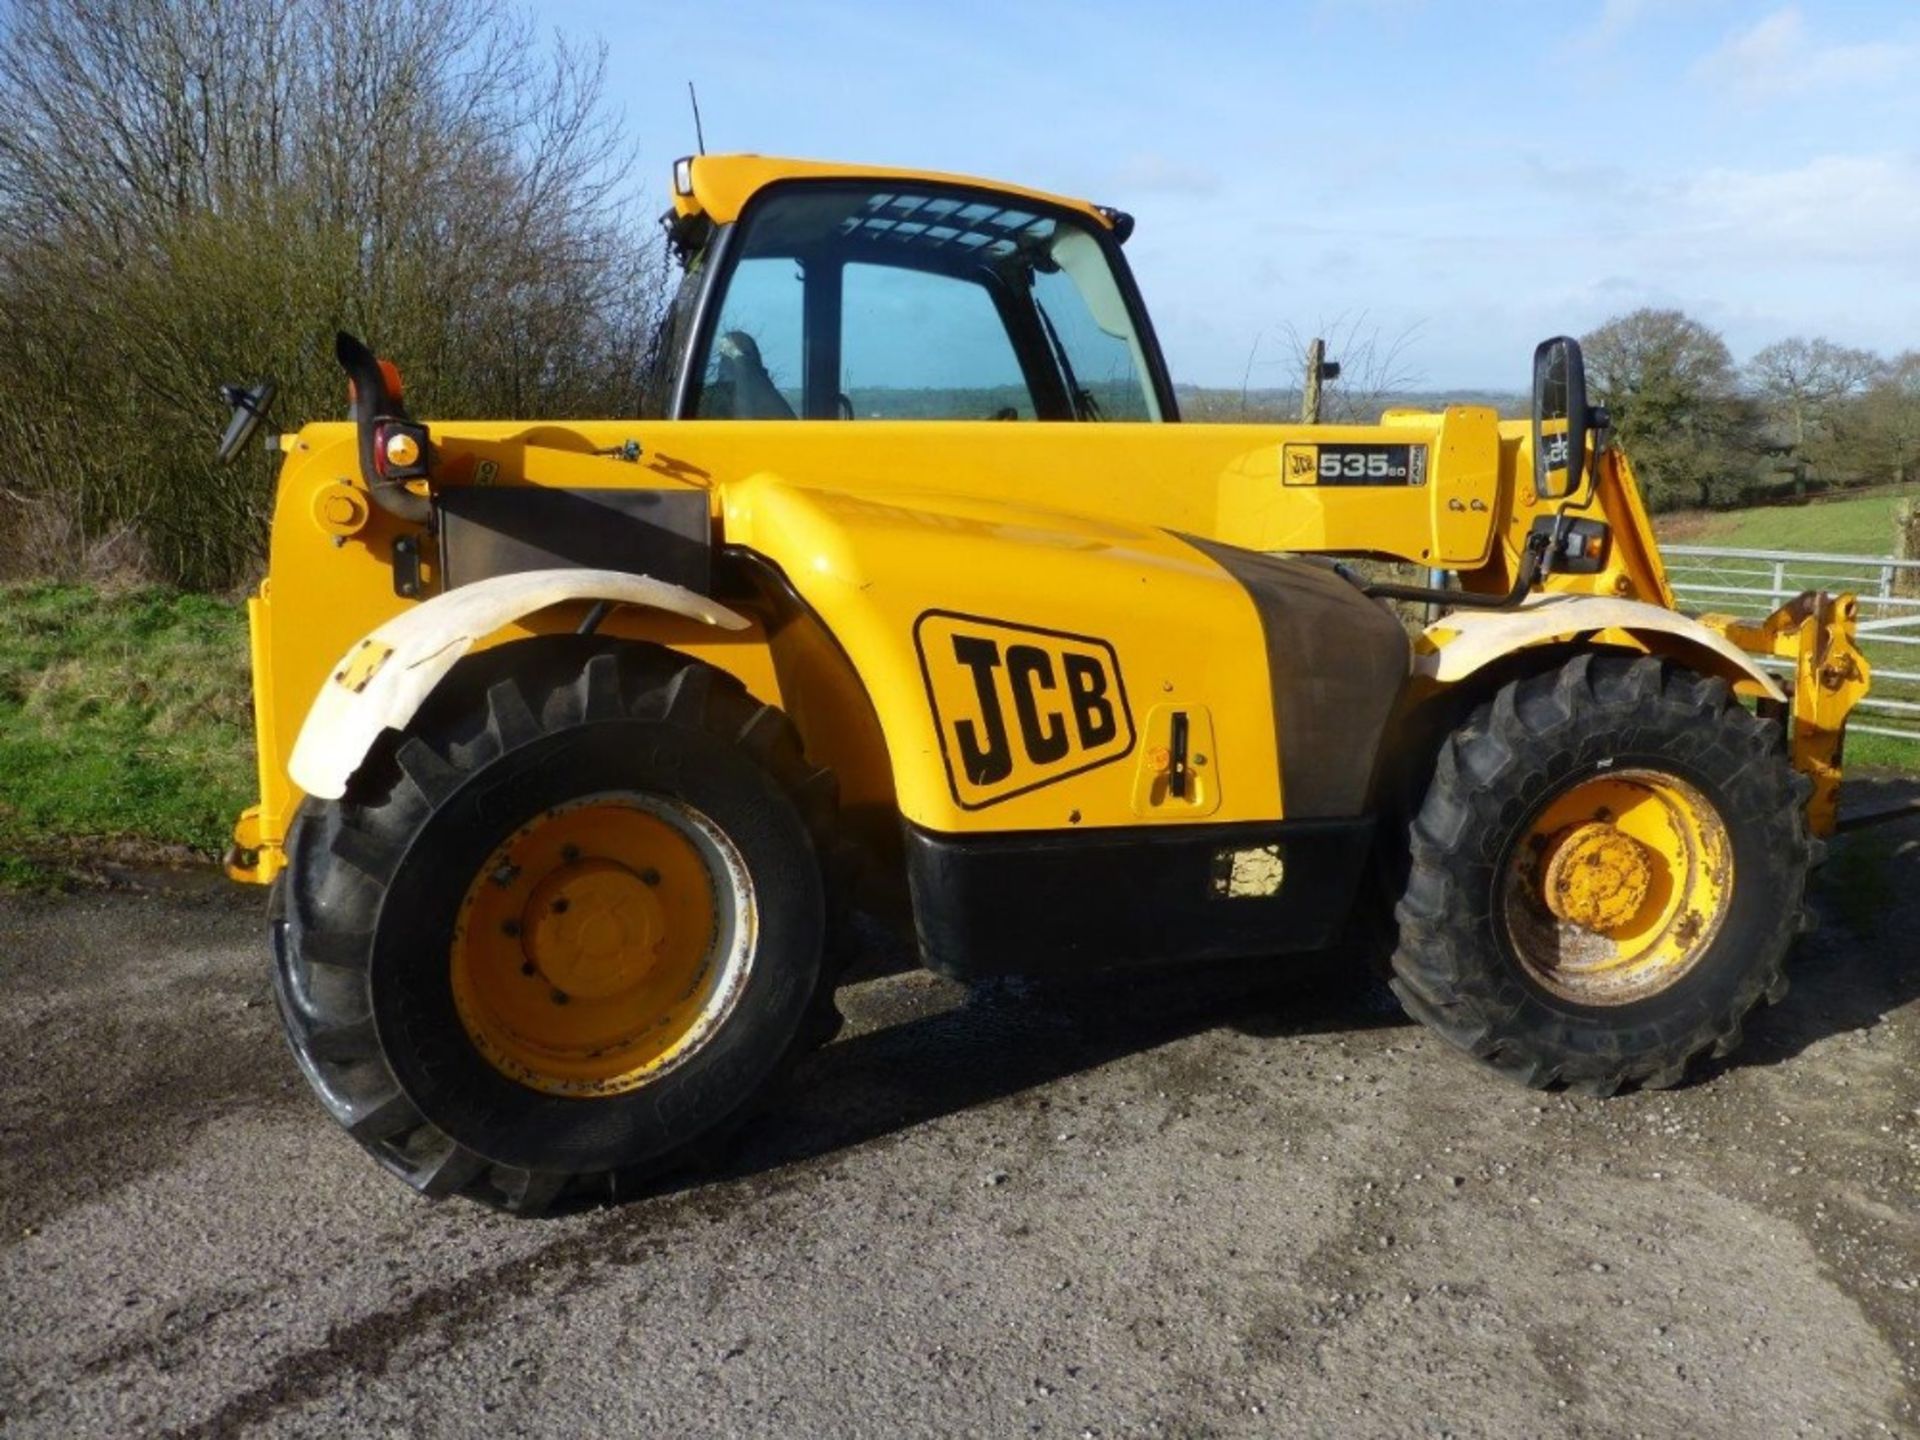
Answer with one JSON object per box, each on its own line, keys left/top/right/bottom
{"left": 223, "top": 154, "right": 1872, "bottom": 1213}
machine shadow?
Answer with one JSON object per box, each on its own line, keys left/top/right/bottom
{"left": 652, "top": 792, "right": 1919, "bottom": 1199}
{"left": 1719, "top": 788, "right": 1920, "bottom": 1077}
{"left": 716, "top": 943, "right": 1407, "bottom": 1185}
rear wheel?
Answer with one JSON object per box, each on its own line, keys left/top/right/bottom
{"left": 1390, "top": 654, "right": 1812, "bottom": 1094}
{"left": 272, "top": 638, "right": 842, "bottom": 1212}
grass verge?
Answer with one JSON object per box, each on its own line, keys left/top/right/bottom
{"left": 0, "top": 583, "right": 255, "bottom": 881}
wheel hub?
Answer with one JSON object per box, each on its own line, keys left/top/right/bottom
{"left": 524, "top": 861, "right": 665, "bottom": 999}
{"left": 1501, "top": 768, "right": 1734, "bottom": 1006}
{"left": 1541, "top": 821, "right": 1653, "bottom": 933}
{"left": 448, "top": 792, "right": 755, "bottom": 1096}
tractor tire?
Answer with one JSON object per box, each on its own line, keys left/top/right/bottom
{"left": 271, "top": 637, "right": 843, "bottom": 1213}
{"left": 1390, "top": 653, "right": 1812, "bottom": 1095}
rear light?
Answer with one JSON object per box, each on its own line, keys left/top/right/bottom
{"left": 372, "top": 420, "right": 431, "bottom": 481}
{"left": 383, "top": 430, "right": 421, "bottom": 470}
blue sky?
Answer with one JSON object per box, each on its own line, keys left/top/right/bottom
{"left": 549, "top": 0, "right": 1920, "bottom": 391}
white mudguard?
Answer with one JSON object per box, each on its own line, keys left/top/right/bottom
{"left": 1419, "top": 594, "right": 1785, "bottom": 702}
{"left": 289, "top": 568, "right": 749, "bottom": 800}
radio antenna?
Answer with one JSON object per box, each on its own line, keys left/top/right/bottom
{"left": 687, "top": 82, "right": 707, "bottom": 155}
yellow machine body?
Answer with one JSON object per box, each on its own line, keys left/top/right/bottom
{"left": 229, "top": 154, "right": 1867, "bottom": 893}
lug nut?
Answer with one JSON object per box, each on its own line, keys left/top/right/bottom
{"left": 639, "top": 867, "right": 661, "bottom": 886}
{"left": 550, "top": 989, "right": 570, "bottom": 1005}
{"left": 501, "top": 919, "right": 520, "bottom": 937}
{"left": 520, "top": 961, "right": 537, "bottom": 976}
{"left": 551, "top": 898, "right": 570, "bottom": 913}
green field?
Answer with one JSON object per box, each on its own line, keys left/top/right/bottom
{"left": 0, "top": 584, "right": 255, "bottom": 884}
{"left": 1657, "top": 484, "right": 1920, "bottom": 555}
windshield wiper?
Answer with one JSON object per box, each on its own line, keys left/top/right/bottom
{"left": 1034, "top": 297, "right": 1101, "bottom": 421}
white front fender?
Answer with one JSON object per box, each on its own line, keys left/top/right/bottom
{"left": 289, "top": 568, "right": 750, "bottom": 800}
{"left": 1419, "top": 594, "right": 1786, "bottom": 702}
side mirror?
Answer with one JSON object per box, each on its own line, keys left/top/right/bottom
{"left": 1531, "top": 336, "right": 1588, "bottom": 500}
{"left": 215, "top": 380, "right": 275, "bottom": 464}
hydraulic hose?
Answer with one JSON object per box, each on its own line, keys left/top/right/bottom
{"left": 1352, "top": 531, "right": 1551, "bottom": 611}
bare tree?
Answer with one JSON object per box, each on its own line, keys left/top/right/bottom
{"left": 1281, "top": 314, "right": 1423, "bottom": 424}
{"left": 1746, "top": 336, "right": 1882, "bottom": 490}
{"left": 1843, "top": 352, "right": 1920, "bottom": 487}
{"left": 0, "top": 0, "right": 669, "bottom": 588}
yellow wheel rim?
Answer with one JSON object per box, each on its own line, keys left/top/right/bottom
{"left": 449, "top": 792, "right": 756, "bottom": 1096}
{"left": 1501, "top": 768, "right": 1733, "bottom": 1007}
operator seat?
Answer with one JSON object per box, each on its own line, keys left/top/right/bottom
{"left": 714, "top": 331, "right": 796, "bottom": 420}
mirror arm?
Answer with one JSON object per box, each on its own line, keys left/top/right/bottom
{"left": 1548, "top": 486, "right": 1594, "bottom": 546}
{"left": 336, "top": 331, "right": 432, "bottom": 526}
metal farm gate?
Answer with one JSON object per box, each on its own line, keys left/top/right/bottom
{"left": 1661, "top": 545, "right": 1920, "bottom": 745}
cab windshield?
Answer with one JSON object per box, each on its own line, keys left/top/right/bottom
{"left": 689, "top": 184, "right": 1164, "bottom": 422}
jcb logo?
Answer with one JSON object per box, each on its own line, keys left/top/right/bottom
{"left": 914, "top": 612, "right": 1135, "bottom": 809}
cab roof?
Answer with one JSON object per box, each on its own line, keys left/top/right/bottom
{"left": 670, "top": 153, "right": 1116, "bottom": 232}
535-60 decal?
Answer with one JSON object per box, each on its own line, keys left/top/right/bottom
{"left": 914, "top": 612, "right": 1135, "bottom": 809}
{"left": 1282, "top": 441, "right": 1429, "bottom": 487}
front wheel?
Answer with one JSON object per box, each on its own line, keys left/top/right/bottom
{"left": 1390, "top": 654, "right": 1812, "bottom": 1095}
{"left": 272, "top": 639, "right": 842, "bottom": 1212}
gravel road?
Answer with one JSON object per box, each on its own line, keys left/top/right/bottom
{"left": 2, "top": 797, "right": 1916, "bottom": 1438}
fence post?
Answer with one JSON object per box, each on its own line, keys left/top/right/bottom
{"left": 1897, "top": 499, "right": 1920, "bottom": 599}
{"left": 1301, "top": 338, "right": 1326, "bottom": 425}
{"left": 1772, "top": 559, "right": 1786, "bottom": 605}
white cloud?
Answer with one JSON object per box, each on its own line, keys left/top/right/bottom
{"left": 1162, "top": 151, "right": 1920, "bottom": 384}
{"left": 1664, "top": 154, "right": 1920, "bottom": 270}
{"left": 1695, "top": 6, "right": 1916, "bottom": 100}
